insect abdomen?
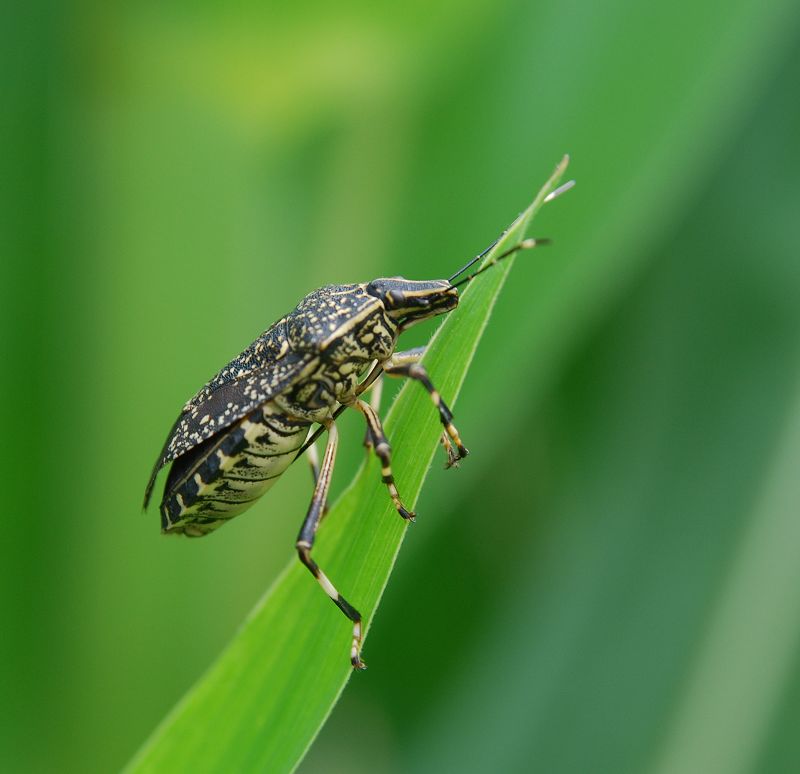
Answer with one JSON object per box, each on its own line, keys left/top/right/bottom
{"left": 161, "top": 403, "right": 310, "bottom": 537}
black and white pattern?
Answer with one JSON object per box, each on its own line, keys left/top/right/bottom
{"left": 161, "top": 403, "right": 309, "bottom": 536}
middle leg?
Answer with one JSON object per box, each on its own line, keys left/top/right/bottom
{"left": 352, "top": 399, "right": 415, "bottom": 522}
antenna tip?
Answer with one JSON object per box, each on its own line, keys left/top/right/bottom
{"left": 521, "top": 237, "right": 551, "bottom": 249}
{"left": 544, "top": 179, "right": 576, "bottom": 203}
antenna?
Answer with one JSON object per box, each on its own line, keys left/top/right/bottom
{"left": 447, "top": 237, "right": 501, "bottom": 283}
{"left": 449, "top": 238, "right": 550, "bottom": 290}
{"left": 448, "top": 178, "right": 574, "bottom": 285}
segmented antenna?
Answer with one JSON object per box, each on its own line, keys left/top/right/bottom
{"left": 448, "top": 237, "right": 501, "bottom": 283}
{"left": 447, "top": 177, "right": 574, "bottom": 285}
{"left": 449, "top": 239, "right": 550, "bottom": 290}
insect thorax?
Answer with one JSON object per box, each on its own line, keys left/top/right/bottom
{"left": 271, "top": 284, "right": 397, "bottom": 421}
{"left": 286, "top": 284, "right": 397, "bottom": 359}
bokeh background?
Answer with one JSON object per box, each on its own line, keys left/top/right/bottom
{"left": 3, "top": 1, "right": 800, "bottom": 772}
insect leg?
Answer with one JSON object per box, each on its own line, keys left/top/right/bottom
{"left": 306, "top": 440, "right": 329, "bottom": 517}
{"left": 360, "top": 375, "right": 384, "bottom": 453}
{"left": 385, "top": 346, "right": 425, "bottom": 367}
{"left": 368, "top": 373, "right": 383, "bottom": 413}
{"left": 384, "top": 348, "right": 461, "bottom": 466}
{"left": 353, "top": 399, "right": 416, "bottom": 522}
{"left": 295, "top": 420, "right": 366, "bottom": 670}
{"left": 384, "top": 350, "right": 469, "bottom": 467}
{"left": 438, "top": 430, "right": 461, "bottom": 469}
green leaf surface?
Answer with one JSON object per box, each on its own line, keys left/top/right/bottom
{"left": 125, "top": 158, "right": 571, "bottom": 774}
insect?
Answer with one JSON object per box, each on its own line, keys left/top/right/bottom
{"left": 144, "top": 198, "right": 570, "bottom": 669}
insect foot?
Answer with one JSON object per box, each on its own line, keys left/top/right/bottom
{"left": 398, "top": 505, "right": 416, "bottom": 523}
{"left": 351, "top": 620, "right": 367, "bottom": 670}
{"left": 440, "top": 432, "right": 467, "bottom": 469}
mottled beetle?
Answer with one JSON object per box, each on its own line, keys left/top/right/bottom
{"left": 144, "top": 186, "right": 572, "bottom": 669}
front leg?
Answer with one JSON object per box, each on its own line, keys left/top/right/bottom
{"left": 384, "top": 348, "right": 469, "bottom": 467}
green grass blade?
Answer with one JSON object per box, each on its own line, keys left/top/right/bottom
{"left": 125, "top": 157, "right": 570, "bottom": 774}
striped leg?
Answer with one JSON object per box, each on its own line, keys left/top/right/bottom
{"left": 295, "top": 420, "right": 366, "bottom": 670}
{"left": 384, "top": 350, "right": 469, "bottom": 467}
{"left": 353, "top": 399, "right": 415, "bottom": 521}
{"left": 361, "top": 371, "right": 456, "bottom": 465}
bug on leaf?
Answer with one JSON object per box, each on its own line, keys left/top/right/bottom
{"left": 144, "top": 188, "right": 572, "bottom": 669}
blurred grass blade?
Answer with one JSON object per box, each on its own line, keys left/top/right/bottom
{"left": 650, "top": 383, "right": 800, "bottom": 774}
{"left": 125, "top": 157, "right": 570, "bottom": 774}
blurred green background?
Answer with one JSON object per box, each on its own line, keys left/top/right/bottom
{"left": 3, "top": 1, "right": 800, "bottom": 772}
